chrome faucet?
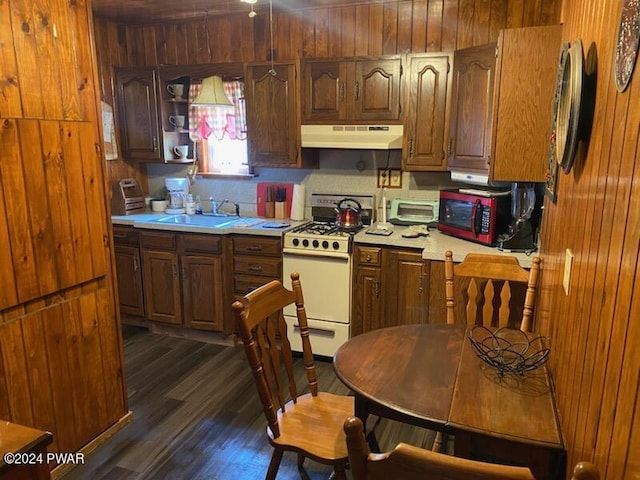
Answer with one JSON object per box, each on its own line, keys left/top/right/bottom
{"left": 209, "top": 197, "right": 240, "bottom": 216}
{"left": 210, "top": 197, "right": 228, "bottom": 215}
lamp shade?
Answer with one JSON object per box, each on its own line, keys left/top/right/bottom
{"left": 192, "top": 76, "right": 233, "bottom": 106}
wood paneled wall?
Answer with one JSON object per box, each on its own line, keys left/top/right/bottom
{"left": 0, "top": 0, "right": 128, "bottom": 466}
{"left": 92, "top": 0, "right": 561, "bottom": 186}
{"left": 536, "top": 1, "right": 640, "bottom": 479}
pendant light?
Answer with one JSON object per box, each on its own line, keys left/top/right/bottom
{"left": 192, "top": 76, "right": 232, "bottom": 106}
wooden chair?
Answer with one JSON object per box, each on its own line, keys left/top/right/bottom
{"left": 344, "top": 416, "right": 600, "bottom": 480}
{"left": 444, "top": 250, "right": 541, "bottom": 332}
{"left": 232, "top": 272, "right": 353, "bottom": 480}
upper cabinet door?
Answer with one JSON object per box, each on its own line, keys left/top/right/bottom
{"left": 448, "top": 25, "right": 562, "bottom": 182}
{"left": 301, "top": 57, "right": 402, "bottom": 123}
{"left": 245, "top": 62, "right": 301, "bottom": 167}
{"left": 302, "top": 61, "right": 348, "bottom": 122}
{"left": 115, "top": 67, "right": 161, "bottom": 161}
{"left": 490, "top": 25, "right": 562, "bottom": 182}
{"left": 403, "top": 53, "right": 452, "bottom": 171}
{"left": 448, "top": 43, "right": 496, "bottom": 175}
{"left": 354, "top": 58, "right": 402, "bottom": 121}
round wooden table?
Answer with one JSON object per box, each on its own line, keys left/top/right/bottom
{"left": 333, "top": 323, "right": 566, "bottom": 480}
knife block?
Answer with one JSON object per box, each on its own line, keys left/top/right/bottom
{"left": 275, "top": 201, "right": 286, "bottom": 219}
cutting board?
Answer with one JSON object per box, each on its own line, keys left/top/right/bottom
{"left": 256, "top": 182, "right": 293, "bottom": 217}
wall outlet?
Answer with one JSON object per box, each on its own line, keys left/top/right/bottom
{"left": 389, "top": 169, "right": 402, "bottom": 188}
{"left": 563, "top": 248, "right": 574, "bottom": 295}
{"left": 377, "top": 168, "right": 390, "bottom": 188}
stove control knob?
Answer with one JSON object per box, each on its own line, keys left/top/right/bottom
{"left": 332, "top": 241, "right": 340, "bottom": 250}
{"left": 322, "top": 240, "right": 329, "bottom": 249}
{"left": 312, "top": 240, "right": 319, "bottom": 248}
{"left": 292, "top": 238, "right": 299, "bottom": 246}
{"left": 302, "top": 239, "right": 309, "bottom": 247}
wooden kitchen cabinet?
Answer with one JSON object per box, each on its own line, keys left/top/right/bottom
{"left": 139, "top": 231, "right": 227, "bottom": 331}
{"left": 113, "top": 226, "right": 145, "bottom": 317}
{"left": 232, "top": 235, "right": 282, "bottom": 297}
{"left": 181, "top": 234, "right": 224, "bottom": 331}
{"left": 448, "top": 25, "right": 562, "bottom": 182}
{"left": 141, "top": 232, "right": 182, "bottom": 325}
{"left": 245, "top": 61, "right": 316, "bottom": 168}
{"left": 302, "top": 57, "right": 402, "bottom": 123}
{"left": 402, "top": 53, "right": 452, "bottom": 171}
{"left": 114, "top": 67, "right": 161, "bottom": 161}
{"left": 352, "top": 245, "right": 428, "bottom": 336}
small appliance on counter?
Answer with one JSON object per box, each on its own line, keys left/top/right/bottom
{"left": 438, "top": 188, "right": 511, "bottom": 246}
{"left": 497, "top": 183, "right": 538, "bottom": 252}
{"left": 165, "top": 177, "right": 189, "bottom": 214}
{"left": 388, "top": 198, "right": 439, "bottom": 226}
{"left": 111, "top": 178, "right": 145, "bottom": 215}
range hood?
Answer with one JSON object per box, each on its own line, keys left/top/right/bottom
{"left": 301, "top": 124, "right": 404, "bottom": 149}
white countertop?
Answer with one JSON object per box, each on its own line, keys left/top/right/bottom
{"left": 355, "top": 223, "right": 538, "bottom": 267}
{"left": 111, "top": 215, "right": 537, "bottom": 266}
{"left": 111, "top": 212, "right": 307, "bottom": 236}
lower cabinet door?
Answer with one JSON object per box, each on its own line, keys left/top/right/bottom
{"left": 142, "top": 249, "right": 182, "bottom": 325}
{"left": 181, "top": 254, "right": 224, "bottom": 331}
{"left": 114, "top": 245, "right": 145, "bottom": 317}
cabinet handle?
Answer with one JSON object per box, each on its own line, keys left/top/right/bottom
{"left": 408, "top": 138, "right": 414, "bottom": 155}
{"left": 374, "top": 281, "right": 381, "bottom": 298}
{"left": 339, "top": 83, "right": 345, "bottom": 101}
{"left": 152, "top": 136, "right": 158, "bottom": 152}
{"left": 448, "top": 137, "right": 453, "bottom": 158}
{"left": 246, "top": 245, "right": 263, "bottom": 252}
{"left": 419, "top": 274, "right": 424, "bottom": 293}
{"left": 248, "top": 265, "right": 263, "bottom": 272}
{"left": 172, "top": 264, "right": 178, "bottom": 277}
{"left": 365, "top": 254, "right": 372, "bottom": 262}
{"left": 354, "top": 81, "right": 360, "bottom": 101}
{"left": 113, "top": 233, "right": 127, "bottom": 239}
{"left": 133, "top": 256, "right": 139, "bottom": 272}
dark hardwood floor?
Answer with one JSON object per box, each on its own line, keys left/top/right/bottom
{"left": 61, "top": 326, "right": 436, "bottom": 479}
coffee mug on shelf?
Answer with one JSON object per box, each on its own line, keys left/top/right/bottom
{"left": 173, "top": 145, "right": 189, "bottom": 159}
{"left": 167, "top": 83, "right": 184, "bottom": 98}
{"left": 169, "top": 115, "right": 186, "bottom": 129}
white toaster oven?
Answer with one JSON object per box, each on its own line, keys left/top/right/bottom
{"left": 388, "top": 198, "right": 439, "bottom": 225}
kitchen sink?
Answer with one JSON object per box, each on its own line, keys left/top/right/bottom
{"left": 153, "top": 215, "right": 264, "bottom": 228}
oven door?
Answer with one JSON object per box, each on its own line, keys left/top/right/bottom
{"left": 282, "top": 251, "right": 351, "bottom": 324}
{"left": 282, "top": 250, "right": 351, "bottom": 356}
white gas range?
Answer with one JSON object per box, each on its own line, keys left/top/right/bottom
{"left": 282, "top": 193, "right": 374, "bottom": 357}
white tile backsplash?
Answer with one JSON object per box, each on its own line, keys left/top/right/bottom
{"left": 145, "top": 149, "right": 458, "bottom": 217}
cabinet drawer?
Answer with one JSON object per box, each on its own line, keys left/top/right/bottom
{"left": 233, "top": 236, "right": 281, "bottom": 256}
{"left": 356, "top": 247, "right": 382, "bottom": 266}
{"left": 113, "top": 226, "right": 140, "bottom": 246}
{"left": 234, "top": 275, "right": 279, "bottom": 295}
{"left": 181, "top": 234, "right": 222, "bottom": 254}
{"left": 141, "top": 231, "right": 177, "bottom": 250}
{"left": 234, "top": 256, "right": 281, "bottom": 277}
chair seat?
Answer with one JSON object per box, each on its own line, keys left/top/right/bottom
{"left": 268, "top": 392, "right": 354, "bottom": 462}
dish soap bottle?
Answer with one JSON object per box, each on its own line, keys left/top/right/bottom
{"left": 185, "top": 194, "right": 196, "bottom": 215}
{"left": 195, "top": 195, "right": 203, "bottom": 215}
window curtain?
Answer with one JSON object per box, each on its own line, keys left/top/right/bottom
{"left": 188, "top": 80, "right": 247, "bottom": 142}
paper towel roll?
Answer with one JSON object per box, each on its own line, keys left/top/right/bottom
{"left": 290, "top": 184, "right": 306, "bottom": 221}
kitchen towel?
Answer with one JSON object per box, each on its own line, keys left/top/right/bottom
{"left": 290, "top": 184, "right": 305, "bottom": 221}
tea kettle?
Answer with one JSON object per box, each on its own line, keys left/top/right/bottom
{"left": 335, "top": 198, "right": 363, "bottom": 230}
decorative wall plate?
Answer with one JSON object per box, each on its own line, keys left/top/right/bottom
{"left": 615, "top": 0, "right": 640, "bottom": 92}
{"left": 546, "top": 43, "right": 570, "bottom": 202}
{"left": 554, "top": 39, "right": 584, "bottom": 174}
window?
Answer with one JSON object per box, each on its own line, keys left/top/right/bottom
{"left": 189, "top": 80, "right": 249, "bottom": 175}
